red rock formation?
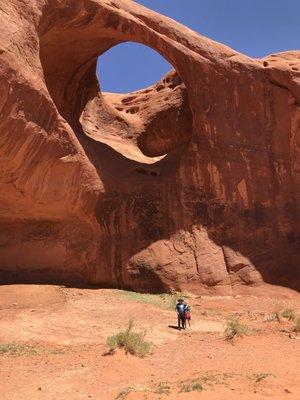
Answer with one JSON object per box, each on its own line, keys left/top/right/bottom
{"left": 0, "top": 0, "right": 299, "bottom": 294}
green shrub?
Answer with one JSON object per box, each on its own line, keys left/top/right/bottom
{"left": 224, "top": 319, "right": 252, "bottom": 341}
{"left": 107, "top": 320, "right": 151, "bottom": 358}
{"left": 281, "top": 308, "right": 296, "bottom": 321}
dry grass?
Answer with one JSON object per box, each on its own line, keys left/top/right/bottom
{"left": 0, "top": 343, "right": 63, "bottom": 357}
{"left": 0, "top": 343, "right": 41, "bottom": 356}
{"left": 263, "top": 308, "right": 296, "bottom": 323}
{"left": 254, "top": 373, "right": 273, "bottom": 383}
{"left": 121, "top": 290, "right": 179, "bottom": 310}
{"left": 294, "top": 316, "right": 300, "bottom": 333}
{"left": 115, "top": 385, "right": 148, "bottom": 400}
{"left": 224, "top": 318, "right": 252, "bottom": 341}
{"left": 153, "top": 382, "right": 170, "bottom": 395}
{"left": 281, "top": 308, "right": 296, "bottom": 321}
{"left": 107, "top": 320, "right": 152, "bottom": 358}
{"left": 179, "top": 372, "right": 228, "bottom": 393}
{"left": 263, "top": 312, "right": 281, "bottom": 322}
{"left": 180, "top": 381, "right": 203, "bottom": 393}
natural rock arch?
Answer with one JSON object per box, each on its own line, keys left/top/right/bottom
{"left": 0, "top": 0, "right": 299, "bottom": 293}
{"left": 38, "top": 7, "right": 195, "bottom": 161}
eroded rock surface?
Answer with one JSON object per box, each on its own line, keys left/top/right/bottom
{"left": 0, "top": 0, "right": 299, "bottom": 294}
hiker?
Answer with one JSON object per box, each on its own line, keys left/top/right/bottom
{"left": 184, "top": 300, "right": 191, "bottom": 329}
{"left": 175, "top": 298, "right": 186, "bottom": 330}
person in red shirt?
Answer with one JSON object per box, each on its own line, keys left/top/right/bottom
{"left": 184, "top": 300, "right": 191, "bottom": 329}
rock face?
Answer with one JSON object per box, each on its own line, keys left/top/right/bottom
{"left": 0, "top": 0, "right": 299, "bottom": 294}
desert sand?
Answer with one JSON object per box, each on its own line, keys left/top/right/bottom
{"left": 0, "top": 284, "right": 299, "bottom": 399}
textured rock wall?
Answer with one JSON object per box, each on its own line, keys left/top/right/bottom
{"left": 0, "top": 0, "right": 299, "bottom": 294}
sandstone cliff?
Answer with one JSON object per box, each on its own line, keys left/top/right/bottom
{"left": 0, "top": 0, "right": 299, "bottom": 294}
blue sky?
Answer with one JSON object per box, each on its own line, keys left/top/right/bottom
{"left": 97, "top": 0, "right": 300, "bottom": 93}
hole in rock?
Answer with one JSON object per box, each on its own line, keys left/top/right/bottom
{"left": 97, "top": 42, "right": 172, "bottom": 93}
{"left": 39, "top": 32, "right": 192, "bottom": 163}
{"left": 150, "top": 171, "right": 158, "bottom": 177}
{"left": 136, "top": 168, "right": 148, "bottom": 175}
{"left": 92, "top": 42, "right": 192, "bottom": 160}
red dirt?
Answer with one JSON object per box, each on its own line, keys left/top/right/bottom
{"left": 0, "top": 284, "right": 299, "bottom": 399}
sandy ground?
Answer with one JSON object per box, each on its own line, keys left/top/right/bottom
{"left": 0, "top": 284, "right": 299, "bottom": 399}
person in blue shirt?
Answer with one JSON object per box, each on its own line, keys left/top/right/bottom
{"left": 175, "top": 298, "right": 186, "bottom": 330}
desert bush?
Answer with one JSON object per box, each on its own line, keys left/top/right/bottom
{"left": 0, "top": 343, "right": 42, "bottom": 356}
{"left": 0, "top": 343, "right": 63, "bottom": 357}
{"left": 107, "top": 320, "right": 151, "bottom": 358}
{"left": 281, "top": 308, "right": 296, "bottom": 321}
{"left": 263, "top": 312, "right": 281, "bottom": 322}
{"left": 115, "top": 388, "right": 132, "bottom": 400}
{"left": 154, "top": 382, "right": 170, "bottom": 395}
{"left": 294, "top": 316, "right": 300, "bottom": 333}
{"left": 254, "top": 373, "right": 272, "bottom": 383}
{"left": 224, "top": 319, "right": 252, "bottom": 341}
{"left": 115, "top": 385, "right": 148, "bottom": 400}
{"left": 180, "top": 382, "right": 203, "bottom": 393}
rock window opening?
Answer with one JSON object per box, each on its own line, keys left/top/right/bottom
{"left": 97, "top": 42, "right": 173, "bottom": 94}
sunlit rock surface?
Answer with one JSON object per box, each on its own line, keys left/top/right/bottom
{"left": 0, "top": 0, "right": 299, "bottom": 294}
